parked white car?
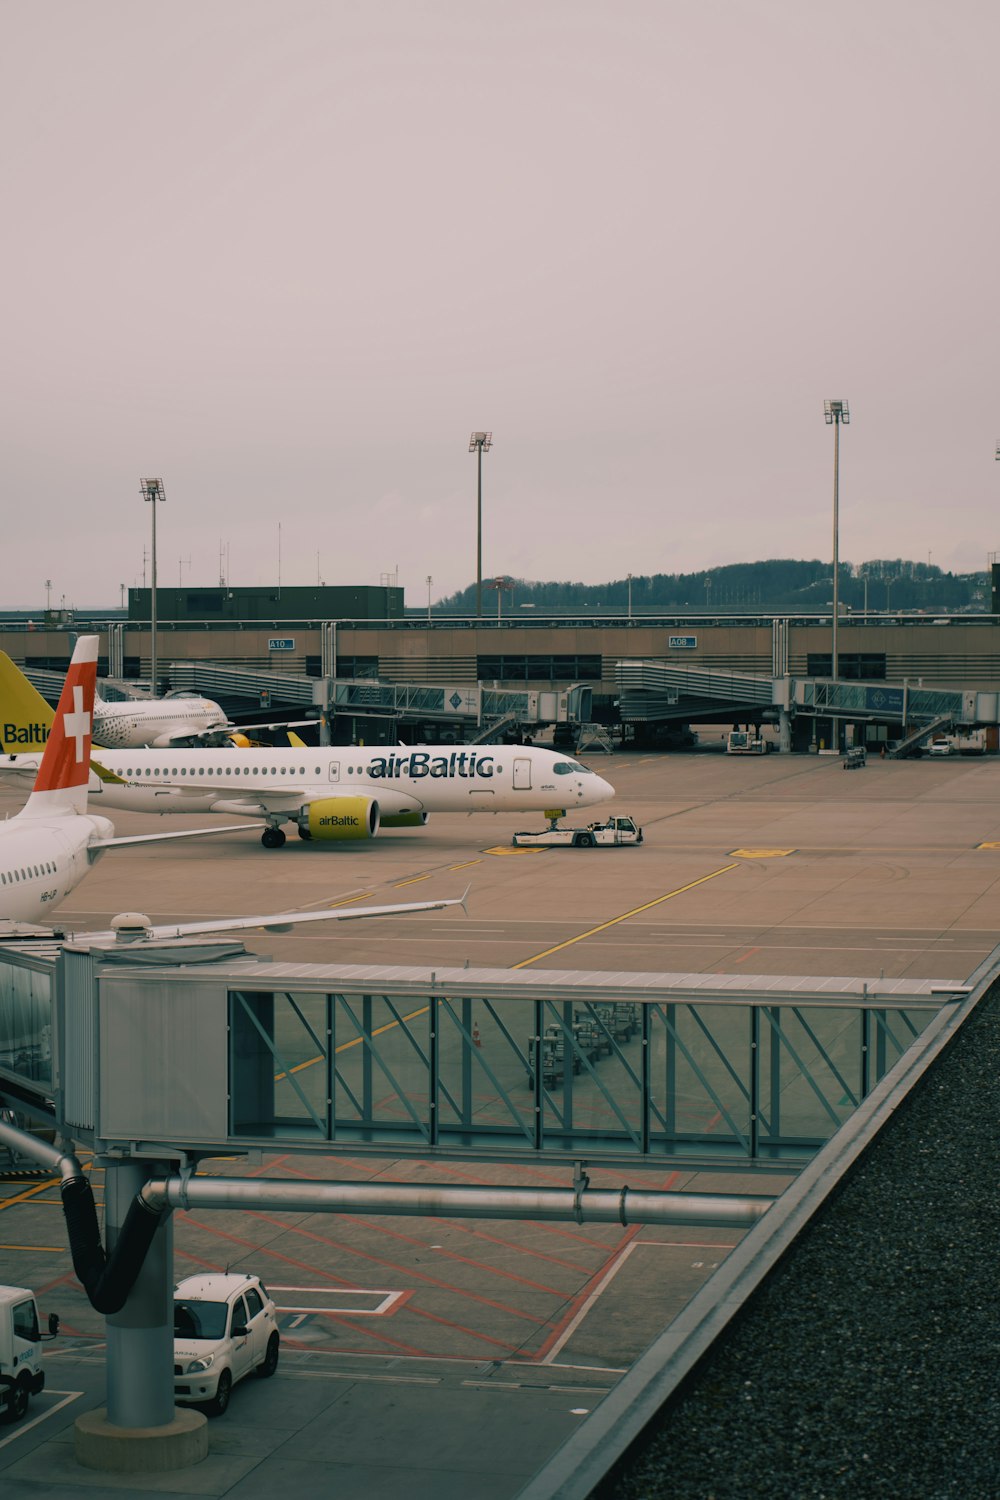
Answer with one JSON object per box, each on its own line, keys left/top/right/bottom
{"left": 173, "top": 1272, "right": 280, "bottom": 1415}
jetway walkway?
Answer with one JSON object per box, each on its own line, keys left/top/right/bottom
{"left": 616, "top": 660, "right": 1000, "bottom": 738}
{"left": 0, "top": 943, "right": 961, "bottom": 1170}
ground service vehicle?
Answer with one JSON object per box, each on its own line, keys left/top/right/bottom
{"left": 726, "top": 730, "right": 768, "bottom": 754}
{"left": 173, "top": 1272, "right": 280, "bottom": 1416}
{"left": 512, "top": 815, "right": 642, "bottom": 848}
{"left": 0, "top": 1285, "right": 59, "bottom": 1422}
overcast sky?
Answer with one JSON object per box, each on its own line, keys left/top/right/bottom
{"left": 3, "top": 1, "right": 998, "bottom": 608}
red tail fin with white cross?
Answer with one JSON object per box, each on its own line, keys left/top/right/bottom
{"left": 19, "top": 636, "right": 98, "bottom": 819}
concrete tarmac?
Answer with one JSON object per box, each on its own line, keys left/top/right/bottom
{"left": 1, "top": 742, "right": 998, "bottom": 1496}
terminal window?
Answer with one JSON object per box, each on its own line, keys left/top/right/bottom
{"left": 334, "top": 657, "right": 379, "bottom": 679}
{"left": 807, "top": 652, "right": 886, "bottom": 680}
{"left": 477, "top": 654, "right": 602, "bottom": 682}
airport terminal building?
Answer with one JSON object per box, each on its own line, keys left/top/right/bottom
{"left": 3, "top": 586, "right": 1000, "bottom": 752}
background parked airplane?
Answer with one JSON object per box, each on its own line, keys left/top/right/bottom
{"left": 1, "top": 638, "right": 466, "bottom": 929}
{"left": 0, "top": 650, "right": 231, "bottom": 749}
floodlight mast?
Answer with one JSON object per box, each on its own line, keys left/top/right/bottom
{"left": 140, "top": 478, "right": 165, "bottom": 693}
{"left": 469, "top": 432, "right": 493, "bottom": 617}
{"left": 823, "top": 402, "right": 849, "bottom": 711}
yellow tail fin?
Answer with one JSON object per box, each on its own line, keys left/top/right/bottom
{"left": 0, "top": 652, "right": 55, "bottom": 752}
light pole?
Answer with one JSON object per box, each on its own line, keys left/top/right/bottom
{"left": 823, "top": 401, "right": 849, "bottom": 682}
{"left": 627, "top": 572, "right": 633, "bottom": 621}
{"left": 469, "top": 432, "right": 493, "bottom": 617}
{"left": 141, "top": 478, "right": 165, "bottom": 691}
{"left": 489, "top": 576, "right": 513, "bottom": 621}
{"left": 426, "top": 575, "right": 433, "bottom": 625}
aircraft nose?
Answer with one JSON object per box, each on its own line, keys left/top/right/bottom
{"left": 592, "top": 774, "right": 615, "bottom": 802}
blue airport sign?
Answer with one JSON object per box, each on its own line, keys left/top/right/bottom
{"left": 268, "top": 637, "right": 295, "bottom": 651}
{"left": 865, "top": 686, "right": 904, "bottom": 716}
{"left": 668, "top": 635, "right": 697, "bottom": 649}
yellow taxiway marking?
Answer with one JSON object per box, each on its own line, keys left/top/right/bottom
{"left": 273, "top": 1004, "right": 433, "bottom": 1080}
{"left": 394, "top": 874, "right": 431, "bottom": 887}
{"left": 449, "top": 860, "right": 483, "bottom": 870}
{"left": 513, "top": 863, "right": 742, "bottom": 969}
{"left": 485, "top": 845, "right": 547, "bottom": 856}
{"left": 0, "top": 1178, "right": 59, "bottom": 1212}
{"left": 0, "top": 1243, "right": 65, "bottom": 1252}
{"left": 976, "top": 841, "right": 1000, "bottom": 849}
{"left": 730, "top": 848, "right": 796, "bottom": 859}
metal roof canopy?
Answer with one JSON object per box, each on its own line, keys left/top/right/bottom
{"left": 73, "top": 954, "right": 959, "bottom": 1008}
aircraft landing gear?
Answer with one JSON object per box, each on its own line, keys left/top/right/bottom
{"left": 261, "top": 826, "right": 286, "bottom": 849}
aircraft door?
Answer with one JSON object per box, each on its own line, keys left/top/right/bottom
{"left": 513, "top": 757, "right": 531, "bottom": 790}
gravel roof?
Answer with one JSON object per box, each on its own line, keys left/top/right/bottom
{"left": 606, "top": 981, "right": 1000, "bottom": 1500}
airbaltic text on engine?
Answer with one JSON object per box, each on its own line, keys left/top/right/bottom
{"left": 368, "top": 752, "right": 495, "bottom": 779}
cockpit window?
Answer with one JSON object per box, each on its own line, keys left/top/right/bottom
{"left": 552, "top": 760, "right": 593, "bottom": 775}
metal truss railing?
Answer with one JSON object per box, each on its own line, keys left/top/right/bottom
{"left": 227, "top": 988, "right": 937, "bottom": 1167}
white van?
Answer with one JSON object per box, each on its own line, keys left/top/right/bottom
{"left": 0, "top": 1285, "right": 59, "bottom": 1421}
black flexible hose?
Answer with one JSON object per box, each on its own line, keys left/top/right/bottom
{"left": 60, "top": 1174, "right": 163, "bottom": 1315}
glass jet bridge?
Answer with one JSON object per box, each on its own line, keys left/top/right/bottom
{"left": 0, "top": 945, "right": 956, "bottom": 1171}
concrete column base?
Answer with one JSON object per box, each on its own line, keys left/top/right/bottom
{"left": 74, "top": 1407, "right": 208, "bottom": 1472}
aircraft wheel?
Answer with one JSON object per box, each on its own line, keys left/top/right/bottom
{"left": 261, "top": 827, "right": 286, "bottom": 849}
{"left": 297, "top": 826, "right": 312, "bottom": 840}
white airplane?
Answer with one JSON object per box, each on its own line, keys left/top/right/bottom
{"left": 3, "top": 742, "right": 614, "bottom": 852}
{"left": 1, "top": 637, "right": 466, "bottom": 932}
{"left": 86, "top": 741, "right": 615, "bottom": 848}
{"left": 0, "top": 651, "right": 231, "bottom": 750}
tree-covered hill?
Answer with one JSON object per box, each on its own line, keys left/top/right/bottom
{"left": 436, "top": 559, "right": 987, "bottom": 615}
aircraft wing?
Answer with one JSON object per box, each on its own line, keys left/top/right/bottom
{"left": 77, "top": 890, "right": 469, "bottom": 940}
{"left": 88, "top": 823, "right": 260, "bottom": 849}
{"left": 160, "top": 724, "right": 238, "bottom": 748}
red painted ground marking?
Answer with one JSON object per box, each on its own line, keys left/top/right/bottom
{"left": 197, "top": 1209, "right": 548, "bottom": 1326}
{"left": 442, "top": 1224, "right": 598, "bottom": 1273}
{"left": 35, "top": 1270, "right": 83, "bottom": 1298}
{"left": 526, "top": 1225, "right": 644, "bottom": 1364}
{"left": 348, "top": 1217, "right": 566, "bottom": 1297}
{"left": 308, "top": 1314, "right": 428, "bottom": 1358}
{"left": 394, "top": 1304, "right": 517, "bottom": 1354}
{"left": 730, "top": 947, "right": 760, "bottom": 965}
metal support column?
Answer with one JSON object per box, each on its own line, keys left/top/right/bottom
{"left": 105, "top": 1158, "right": 175, "bottom": 1429}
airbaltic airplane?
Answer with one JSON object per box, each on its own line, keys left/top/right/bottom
{"left": 1, "top": 637, "right": 465, "bottom": 933}
{"left": 81, "top": 742, "right": 614, "bottom": 847}
{"left": 0, "top": 651, "right": 230, "bottom": 750}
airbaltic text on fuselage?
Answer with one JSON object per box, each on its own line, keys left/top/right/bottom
{"left": 4, "top": 722, "right": 49, "bottom": 745}
{"left": 368, "top": 753, "right": 496, "bottom": 780}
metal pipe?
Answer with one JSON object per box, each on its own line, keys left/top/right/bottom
{"left": 0, "top": 1115, "right": 82, "bottom": 1183}
{"left": 142, "top": 1176, "right": 772, "bottom": 1229}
